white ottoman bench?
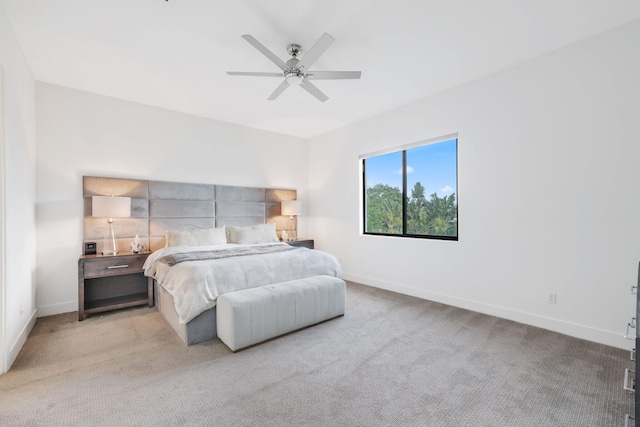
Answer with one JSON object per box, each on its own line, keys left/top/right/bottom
{"left": 216, "top": 275, "right": 346, "bottom": 351}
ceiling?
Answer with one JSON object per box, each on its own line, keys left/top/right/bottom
{"left": 2, "top": 0, "right": 640, "bottom": 139}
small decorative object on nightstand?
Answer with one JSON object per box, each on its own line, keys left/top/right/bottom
{"left": 286, "top": 239, "right": 314, "bottom": 249}
{"left": 78, "top": 252, "right": 153, "bottom": 320}
{"left": 84, "top": 242, "right": 97, "bottom": 255}
{"left": 130, "top": 234, "right": 143, "bottom": 253}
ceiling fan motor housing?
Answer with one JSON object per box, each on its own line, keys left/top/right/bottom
{"left": 285, "top": 57, "right": 304, "bottom": 85}
{"left": 286, "top": 57, "right": 300, "bottom": 70}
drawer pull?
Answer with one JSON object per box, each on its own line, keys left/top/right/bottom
{"left": 632, "top": 285, "right": 638, "bottom": 295}
{"left": 626, "top": 413, "right": 635, "bottom": 427}
{"left": 625, "top": 319, "right": 636, "bottom": 340}
{"left": 632, "top": 348, "right": 636, "bottom": 362}
{"left": 624, "top": 368, "right": 635, "bottom": 394}
{"left": 107, "top": 264, "right": 129, "bottom": 269}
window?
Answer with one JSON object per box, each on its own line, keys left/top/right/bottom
{"left": 362, "top": 135, "right": 458, "bottom": 240}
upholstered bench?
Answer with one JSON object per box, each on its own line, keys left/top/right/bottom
{"left": 216, "top": 275, "right": 346, "bottom": 351}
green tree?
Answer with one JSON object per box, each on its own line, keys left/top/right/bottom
{"left": 407, "top": 182, "right": 428, "bottom": 234}
{"left": 366, "top": 182, "right": 457, "bottom": 237}
{"left": 365, "top": 183, "right": 402, "bottom": 233}
{"left": 425, "top": 192, "right": 457, "bottom": 236}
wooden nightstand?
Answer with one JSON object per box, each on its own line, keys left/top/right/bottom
{"left": 78, "top": 252, "right": 153, "bottom": 320}
{"left": 286, "top": 239, "right": 314, "bottom": 249}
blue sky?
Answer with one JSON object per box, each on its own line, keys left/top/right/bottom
{"left": 365, "top": 138, "right": 457, "bottom": 199}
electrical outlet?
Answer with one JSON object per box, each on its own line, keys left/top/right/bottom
{"left": 547, "top": 292, "right": 557, "bottom": 304}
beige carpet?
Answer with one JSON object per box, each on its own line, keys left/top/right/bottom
{"left": 0, "top": 282, "right": 633, "bottom": 426}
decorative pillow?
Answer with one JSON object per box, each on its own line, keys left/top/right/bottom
{"left": 228, "top": 223, "right": 279, "bottom": 244}
{"left": 165, "top": 227, "right": 227, "bottom": 247}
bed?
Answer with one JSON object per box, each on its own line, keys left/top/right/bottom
{"left": 143, "top": 224, "right": 344, "bottom": 347}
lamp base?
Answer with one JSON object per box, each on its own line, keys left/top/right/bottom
{"left": 288, "top": 216, "right": 297, "bottom": 241}
{"left": 102, "top": 220, "right": 118, "bottom": 255}
{"left": 102, "top": 236, "right": 118, "bottom": 255}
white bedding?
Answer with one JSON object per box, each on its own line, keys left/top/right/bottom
{"left": 143, "top": 243, "right": 342, "bottom": 324}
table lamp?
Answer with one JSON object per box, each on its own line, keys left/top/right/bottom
{"left": 281, "top": 200, "right": 302, "bottom": 241}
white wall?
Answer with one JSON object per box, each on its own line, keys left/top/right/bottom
{"left": 308, "top": 20, "right": 640, "bottom": 349}
{"left": 35, "top": 83, "right": 308, "bottom": 316}
{"left": 0, "top": 2, "right": 38, "bottom": 372}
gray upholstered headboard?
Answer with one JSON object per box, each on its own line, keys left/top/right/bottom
{"left": 83, "top": 176, "right": 296, "bottom": 253}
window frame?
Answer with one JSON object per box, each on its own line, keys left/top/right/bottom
{"left": 360, "top": 133, "right": 458, "bottom": 241}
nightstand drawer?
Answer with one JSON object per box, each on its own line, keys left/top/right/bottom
{"left": 83, "top": 256, "right": 146, "bottom": 278}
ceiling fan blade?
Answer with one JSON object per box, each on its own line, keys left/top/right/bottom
{"left": 267, "top": 80, "right": 289, "bottom": 100}
{"left": 241, "top": 34, "right": 288, "bottom": 72}
{"left": 306, "top": 71, "right": 361, "bottom": 80}
{"left": 227, "top": 71, "right": 283, "bottom": 77}
{"left": 300, "top": 80, "right": 329, "bottom": 102}
{"left": 296, "top": 33, "right": 335, "bottom": 71}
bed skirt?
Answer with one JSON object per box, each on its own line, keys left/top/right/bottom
{"left": 155, "top": 281, "right": 217, "bottom": 345}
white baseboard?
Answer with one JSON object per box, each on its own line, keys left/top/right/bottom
{"left": 7, "top": 308, "right": 38, "bottom": 371}
{"left": 37, "top": 301, "right": 76, "bottom": 318}
{"left": 343, "top": 272, "right": 631, "bottom": 350}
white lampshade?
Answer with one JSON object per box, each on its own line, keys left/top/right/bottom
{"left": 92, "top": 196, "right": 131, "bottom": 218}
{"left": 281, "top": 200, "right": 302, "bottom": 216}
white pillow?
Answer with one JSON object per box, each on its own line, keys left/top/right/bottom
{"left": 165, "top": 227, "right": 227, "bottom": 247}
{"left": 228, "top": 223, "right": 279, "bottom": 244}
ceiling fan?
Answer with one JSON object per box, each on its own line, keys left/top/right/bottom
{"left": 227, "top": 33, "right": 361, "bottom": 102}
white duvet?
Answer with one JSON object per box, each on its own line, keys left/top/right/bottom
{"left": 143, "top": 243, "right": 342, "bottom": 324}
